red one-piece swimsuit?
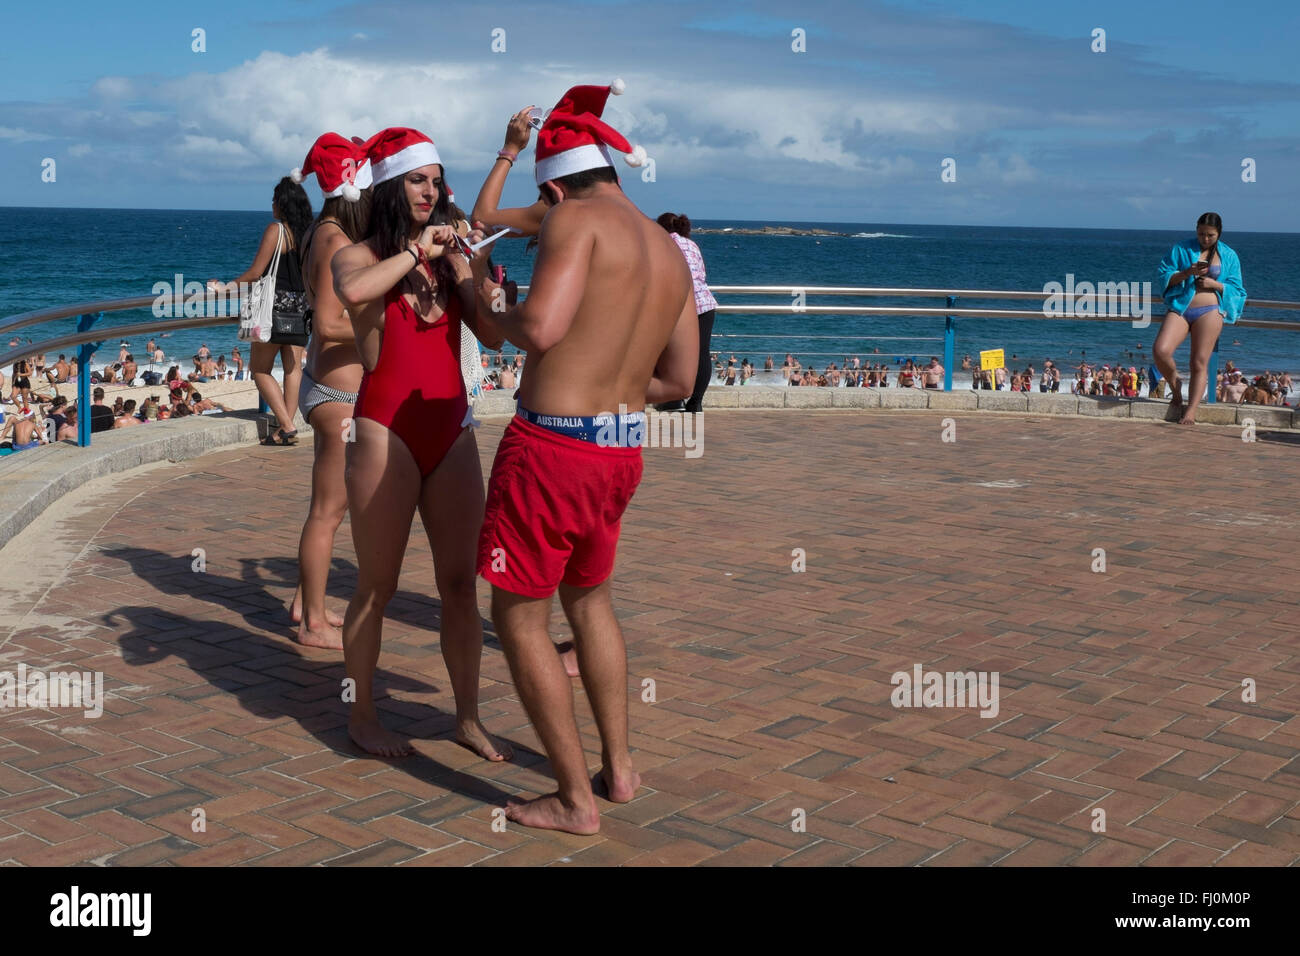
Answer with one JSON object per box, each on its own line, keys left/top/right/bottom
{"left": 353, "top": 261, "right": 469, "bottom": 477}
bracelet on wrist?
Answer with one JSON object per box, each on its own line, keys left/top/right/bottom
{"left": 406, "top": 248, "right": 419, "bottom": 267}
{"left": 497, "top": 150, "right": 517, "bottom": 166}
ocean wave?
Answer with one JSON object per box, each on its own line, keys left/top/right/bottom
{"left": 852, "top": 232, "right": 912, "bottom": 239}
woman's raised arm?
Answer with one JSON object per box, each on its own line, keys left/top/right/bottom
{"left": 471, "top": 107, "right": 548, "bottom": 237}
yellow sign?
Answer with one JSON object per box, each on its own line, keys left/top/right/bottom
{"left": 980, "top": 349, "right": 1005, "bottom": 371}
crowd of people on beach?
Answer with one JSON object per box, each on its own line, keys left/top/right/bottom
{"left": 0, "top": 336, "right": 243, "bottom": 453}
{"left": 696, "top": 343, "right": 1290, "bottom": 409}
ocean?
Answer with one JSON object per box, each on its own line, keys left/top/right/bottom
{"left": 2, "top": 208, "right": 1298, "bottom": 379}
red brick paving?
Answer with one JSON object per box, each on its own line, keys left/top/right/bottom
{"left": 1, "top": 409, "right": 1298, "bottom": 865}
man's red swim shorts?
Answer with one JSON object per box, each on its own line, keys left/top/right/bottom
{"left": 477, "top": 415, "right": 643, "bottom": 598}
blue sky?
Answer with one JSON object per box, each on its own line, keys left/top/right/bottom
{"left": 2, "top": 0, "right": 1297, "bottom": 229}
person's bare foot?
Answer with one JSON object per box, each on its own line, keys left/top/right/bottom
{"left": 1179, "top": 410, "right": 1197, "bottom": 425}
{"left": 297, "top": 621, "right": 343, "bottom": 650}
{"left": 598, "top": 763, "right": 641, "bottom": 803}
{"left": 1168, "top": 376, "right": 1183, "bottom": 410}
{"left": 555, "top": 640, "right": 580, "bottom": 678}
{"left": 349, "top": 715, "right": 412, "bottom": 757}
{"left": 455, "top": 719, "right": 513, "bottom": 762}
{"left": 290, "top": 597, "right": 344, "bottom": 628}
{"left": 504, "top": 792, "right": 599, "bottom": 834}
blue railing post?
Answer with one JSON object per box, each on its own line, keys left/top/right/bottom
{"left": 1205, "top": 336, "right": 1220, "bottom": 404}
{"left": 943, "top": 296, "right": 956, "bottom": 391}
{"left": 75, "top": 312, "right": 103, "bottom": 446}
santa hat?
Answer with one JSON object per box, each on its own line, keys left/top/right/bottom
{"left": 364, "top": 127, "right": 442, "bottom": 185}
{"left": 291, "top": 133, "right": 372, "bottom": 201}
{"left": 534, "top": 78, "right": 647, "bottom": 186}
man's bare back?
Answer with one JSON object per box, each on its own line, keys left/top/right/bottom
{"left": 508, "top": 190, "right": 694, "bottom": 416}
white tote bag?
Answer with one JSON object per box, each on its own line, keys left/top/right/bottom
{"left": 460, "top": 320, "right": 484, "bottom": 401}
{"left": 237, "top": 224, "right": 283, "bottom": 343}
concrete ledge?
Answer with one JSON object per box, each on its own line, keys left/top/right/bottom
{"left": 831, "top": 389, "right": 883, "bottom": 408}
{"left": 7, "top": 386, "right": 1295, "bottom": 553}
{"left": 1237, "top": 406, "right": 1294, "bottom": 429}
{"left": 976, "top": 392, "right": 1030, "bottom": 412}
{"left": 1025, "top": 395, "right": 1082, "bottom": 416}
{"left": 1189, "top": 404, "right": 1237, "bottom": 426}
{"left": 926, "top": 390, "right": 979, "bottom": 410}
{"left": 473, "top": 391, "right": 517, "bottom": 418}
{"left": 784, "top": 389, "right": 832, "bottom": 408}
{"left": 737, "top": 387, "right": 786, "bottom": 408}
{"left": 879, "top": 389, "right": 929, "bottom": 409}
{"left": 1130, "top": 400, "right": 1178, "bottom": 422}
{"left": 1077, "top": 398, "right": 1131, "bottom": 417}
{"left": 0, "top": 411, "right": 265, "bottom": 551}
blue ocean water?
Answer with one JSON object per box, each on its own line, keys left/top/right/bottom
{"left": 2, "top": 208, "right": 1298, "bottom": 377}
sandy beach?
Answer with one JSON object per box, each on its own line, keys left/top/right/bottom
{"left": 3, "top": 374, "right": 265, "bottom": 417}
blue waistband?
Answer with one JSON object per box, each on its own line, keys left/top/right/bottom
{"left": 516, "top": 402, "right": 646, "bottom": 446}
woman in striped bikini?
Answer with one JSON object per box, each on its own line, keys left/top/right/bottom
{"left": 289, "top": 133, "right": 374, "bottom": 649}
{"left": 1154, "top": 212, "right": 1248, "bottom": 425}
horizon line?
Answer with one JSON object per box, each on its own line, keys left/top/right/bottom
{"left": 2, "top": 205, "right": 1298, "bottom": 236}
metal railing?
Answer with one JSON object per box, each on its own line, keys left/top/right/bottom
{"left": 3, "top": 286, "right": 1298, "bottom": 446}
{"left": 705, "top": 286, "right": 1300, "bottom": 395}
{"left": 0, "top": 297, "right": 238, "bottom": 446}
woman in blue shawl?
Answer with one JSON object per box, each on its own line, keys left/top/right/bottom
{"left": 1153, "top": 212, "right": 1247, "bottom": 424}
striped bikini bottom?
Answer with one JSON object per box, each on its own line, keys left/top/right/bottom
{"left": 299, "top": 368, "right": 357, "bottom": 421}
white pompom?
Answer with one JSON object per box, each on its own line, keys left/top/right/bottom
{"left": 290, "top": 167, "right": 303, "bottom": 183}
{"left": 610, "top": 77, "right": 625, "bottom": 95}
{"left": 625, "top": 144, "right": 647, "bottom": 167}
{"left": 342, "top": 182, "right": 361, "bottom": 202}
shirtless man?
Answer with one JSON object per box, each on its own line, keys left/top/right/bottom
{"left": 191, "top": 391, "right": 232, "bottom": 414}
{"left": 57, "top": 407, "right": 78, "bottom": 441}
{"left": 499, "top": 365, "right": 516, "bottom": 388}
{"left": 1223, "top": 372, "right": 1247, "bottom": 403}
{"left": 4, "top": 409, "right": 48, "bottom": 451}
{"left": 113, "top": 399, "right": 142, "bottom": 427}
{"left": 475, "top": 81, "right": 696, "bottom": 834}
{"left": 122, "top": 354, "right": 138, "bottom": 384}
{"left": 921, "top": 356, "right": 944, "bottom": 389}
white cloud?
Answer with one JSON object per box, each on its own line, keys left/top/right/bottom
{"left": 976, "top": 152, "right": 1040, "bottom": 184}
{"left": 92, "top": 76, "right": 134, "bottom": 100}
{"left": 0, "top": 126, "right": 52, "bottom": 142}
{"left": 166, "top": 134, "right": 260, "bottom": 168}
{"left": 68, "top": 143, "right": 91, "bottom": 157}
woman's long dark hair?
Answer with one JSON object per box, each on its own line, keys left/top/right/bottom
{"left": 1197, "top": 211, "right": 1223, "bottom": 265}
{"left": 316, "top": 190, "right": 373, "bottom": 244}
{"left": 366, "top": 170, "right": 456, "bottom": 293}
{"left": 273, "top": 177, "right": 313, "bottom": 253}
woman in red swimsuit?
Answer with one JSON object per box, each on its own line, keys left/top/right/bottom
{"left": 332, "top": 128, "right": 507, "bottom": 759}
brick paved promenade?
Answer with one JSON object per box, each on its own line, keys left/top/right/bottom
{"left": 1, "top": 409, "right": 1298, "bottom": 866}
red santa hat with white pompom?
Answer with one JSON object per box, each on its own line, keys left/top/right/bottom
{"left": 363, "top": 127, "right": 442, "bottom": 185}
{"left": 291, "top": 133, "right": 372, "bottom": 201}
{"left": 533, "top": 78, "right": 647, "bottom": 186}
